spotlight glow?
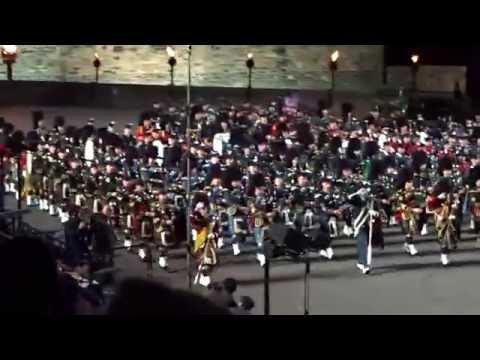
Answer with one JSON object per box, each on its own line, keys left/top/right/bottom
{"left": 247, "top": 53, "right": 253, "bottom": 59}
{"left": 2, "top": 45, "right": 17, "bottom": 55}
{"left": 166, "top": 46, "right": 176, "bottom": 58}
{"left": 331, "top": 50, "right": 339, "bottom": 63}
{"left": 411, "top": 54, "right": 419, "bottom": 64}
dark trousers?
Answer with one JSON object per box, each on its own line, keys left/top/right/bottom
{"left": 455, "top": 210, "right": 463, "bottom": 240}
{"left": 233, "top": 233, "right": 246, "bottom": 245}
{"left": 311, "top": 231, "right": 331, "bottom": 250}
{"left": 343, "top": 208, "right": 353, "bottom": 227}
{"left": 383, "top": 203, "right": 393, "bottom": 225}
{"left": 356, "top": 229, "right": 369, "bottom": 266}
{"left": 416, "top": 210, "right": 428, "bottom": 231}
{"left": 310, "top": 216, "right": 332, "bottom": 250}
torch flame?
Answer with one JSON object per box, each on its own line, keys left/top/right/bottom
{"left": 331, "top": 50, "right": 339, "bottom": 63}
{"left": 2, "top": 45, "right": 17, "bottom": 55}
{"left": 166, "top": 46, "right": 176, "bottom": 58}
{"left": 411, "top": 54, "right": 419, "bottom": 64}
{"left": 247, "top": 53, "right": 253, "bottom": 59}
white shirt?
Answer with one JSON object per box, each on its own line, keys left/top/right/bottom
{"left": 84, "top": 138, "right": 95, "bottom": 161}
{"left": 213, "top": 132, "right": 231, "bottom": 155}
{"left": 152, "top": 140, "right": 165, "bottom": 163}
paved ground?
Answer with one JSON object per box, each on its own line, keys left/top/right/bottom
{"left": 5, "top": 195, "right": 480, "bottom": 315}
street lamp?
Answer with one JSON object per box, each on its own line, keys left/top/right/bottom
{"left": 93, "top": 53, "right": 101, "bottom": 83}
{"left": 246, "top": 53, "right": 255, "bottom": 101}
{"left": 329, "top": 50, "right": 339, "bottom": 108}
{"left": 411, "top": 54, "right": 420, "bottom": 93}
{"left": 1, "top": 45, "right": 18, "bottom": 81}
{"left": 166, "top": 46, "right": 177, "bottom": 90}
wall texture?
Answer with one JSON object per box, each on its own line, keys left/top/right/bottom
{"left": 387, "top": 66, "right": 467, "bottom": 93}
{"left": 1, "top": 45, "right": 384, "bottom": 93}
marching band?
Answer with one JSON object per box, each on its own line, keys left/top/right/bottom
{"left": 2, "top": 97, "right": 480, "bottom": 286}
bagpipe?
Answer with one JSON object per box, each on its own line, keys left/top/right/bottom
{"left": 431, "top": 192, "right": 459, "bottom": 248}
{"left": 151, "top": 205, "right": 177, "bottom": 248}
{"left": 390, "top": 189, "right": 427, "bottom": 210}
{"left": 390, "top": 189, "right": 426, "bottom": 235}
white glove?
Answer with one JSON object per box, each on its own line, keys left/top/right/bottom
{"left": 438, "top": 193, "right": 446, "bottom": 200}
{"left": 369, "top": 210, "right": 379, "bottom": 217}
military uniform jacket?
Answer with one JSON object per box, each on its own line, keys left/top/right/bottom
{"left": 348, "top": 194, "right": 384, "bottom": 249}
{"left": 291, "top": 186, "right": 315, "bottom": 207}
{"left": 316, "top": 190, "right": 341, "bottom": 216}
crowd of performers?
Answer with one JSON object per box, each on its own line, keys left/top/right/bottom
{"left": 2, "top": 97, "right": 480, "bottom": 286}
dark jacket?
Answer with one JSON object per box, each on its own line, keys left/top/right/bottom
{"left": 90, "top": 214, "right": 116, "bottom": 256}
{"left": 246, "top": 173, "right": 266, "bottom": 196}
{"left": 205, "top": 163, "right": 222, "bottom": 185}
{"left": 222, "top": 165, "right": 243, "bottom": 189}
{"left": 164, "top": 145, "right": 182, "bottom": 169}
{"left": 63, "top": 218, "right": 90, "bottom": 267}
{"left": 467, "top": 165, "right": 480, "bottom": 187}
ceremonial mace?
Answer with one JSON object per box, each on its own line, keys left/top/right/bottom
{"left": 186, "top": 45, "right": 193, "bottom": 289}
{"left": 367, "top": 196, "right": 374, "bottom": 267}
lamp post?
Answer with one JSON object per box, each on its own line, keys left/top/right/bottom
{"left": 246, "top": 53, "right": 255, "bottom": 101}
{"left": 328, "top": 50, "right": 339, "bottom": 108}
{"left": 166, "top": 46, "right": 177, "bottom": 92}
{"left": 186, "top": 45, "right": 193, "bottom": 290}
{"left": 304, "top": 255, "right": 311, "bottom": 315}
{"left": 1, "top": 45, "right": 18, "bottom": 81}
{"left": 411, "top": 54, "right": 420, "bottom": 94}
{"left": 263, "top": 240, "right": 274, "bottom": 315}
{"left": 93, "top": 53, "right": 101, "bottom": 83}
